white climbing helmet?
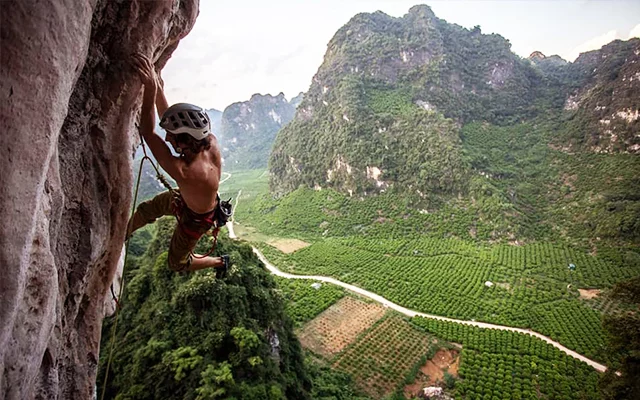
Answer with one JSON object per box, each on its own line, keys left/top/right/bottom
{"left": 160, "top": 103, "right": 211, "bottom": 140}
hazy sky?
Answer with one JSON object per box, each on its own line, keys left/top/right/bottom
{"left": 162, "top": 0, "right": 640, "bottom": 111}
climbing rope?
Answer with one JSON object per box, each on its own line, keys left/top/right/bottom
{"left": 99, "top": 135, "right": 148, "bottom": 400}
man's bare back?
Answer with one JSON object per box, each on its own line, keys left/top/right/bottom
{"left": 174, "top": 142, "right": 221, "bottom": 214}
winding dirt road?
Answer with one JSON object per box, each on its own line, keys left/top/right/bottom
{"left": 225, "top": 189, "right": 240, "bottom": 239}
{"left": 226, "top": 190, "right": 608, "bottom": 373}
{"left": 220, "top": 172, "right": 232, "bottom": 184}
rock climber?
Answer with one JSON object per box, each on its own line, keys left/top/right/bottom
{"left": 127, "top": 53, "right": 229, "bottom": 276}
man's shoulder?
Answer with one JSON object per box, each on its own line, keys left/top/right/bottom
{"left": 207, "top": 140, "right": 222, "bottom": 165}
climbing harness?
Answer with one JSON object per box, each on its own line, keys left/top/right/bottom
{"left": 99, "top": 131, "right": 231, "bottom": 400}
{"left": 171, "top": 193, "right": 233, "bottom": 260}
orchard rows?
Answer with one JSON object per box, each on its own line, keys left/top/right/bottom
{"left": 264, "top": 237, "right": 640, "bottom": 361}
{"left": 333, "top": 315, "right": 434, "bottom": 398}
{"left": 412, "top": 318, "right": 601, "bottom": 399}
{"left": 272, "top": 277, "right": 344, "bottom": 326}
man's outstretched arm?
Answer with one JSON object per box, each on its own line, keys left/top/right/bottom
{"left": 155, "top": 71, "right": 170, "bottom": 117}
{"left": 210, "top": 134, "right": 223, "bottom": 168}
{"left": 133, "top": 54, "right": 183, "bottom": 181}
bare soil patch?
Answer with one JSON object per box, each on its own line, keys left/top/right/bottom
{"left": 562, "top": 173, "right": 577, "bottom": 190}
{"left": 404, "top": 349, "right": 460, "bottom": 399}
{"left": 579, "top": 288, "right": 601, "bottom": 300}
{"left": 267, "top": 238, "right": 311, "bottom": 254}
{"left": 297, "top": 296, "right": 386, "bottom": 357}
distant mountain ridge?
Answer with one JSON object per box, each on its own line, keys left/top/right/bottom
{"left": 221, "top": 92, "right": 301, "bottom": 170}
{"left": 206, "top": 108, "right": 223, "bottom": 137}
{"left": 133, "top": 93, "right": 297, "bottom": 200}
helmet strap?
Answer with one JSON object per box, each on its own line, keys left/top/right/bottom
{"left": 166, "top": 132, "right": 182, "bottom": 154}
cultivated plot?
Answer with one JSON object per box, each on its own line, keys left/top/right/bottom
{"left": 274, "top": 277, "right": 345, "bottom": 327}
{"left": 297, "top": 296, "right": 386, "bottom": 357}
{"left": 274, "top": 237, "right": 635, "bottom": 361}
{"left": 267, "top": 238, "right": 311, "bottom": 253}
{"left": 333, "top": 315, "right": 436, "bottom": 399}
{"left": 413, "top": 317, "right": 601, "bottom": 400}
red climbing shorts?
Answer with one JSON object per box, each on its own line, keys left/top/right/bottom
{"left": 128, "top": 190, "right": 216, "bottom": 271}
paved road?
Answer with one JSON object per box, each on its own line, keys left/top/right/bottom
{"left": 227, "top": 190, "right": 608, "bottom": 373}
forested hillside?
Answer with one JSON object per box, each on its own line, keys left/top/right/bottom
{"left": 99, "top": 218, "right": 310, "bottom": 399}
{"left": 99, "top": 218, "right": 366, "bottom": 399}
{"left": 267, "top": 5, "right": 639, "bottom": 247}
{"left": 269, "top": 4, "right": 550, "bottom": 198}
{"left": 561, "top": 39, "right": 640, "bottom": 153}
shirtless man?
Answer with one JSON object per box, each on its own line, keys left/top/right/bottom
{"left": 127, "top": 53, "right": 228, "bottom": 274}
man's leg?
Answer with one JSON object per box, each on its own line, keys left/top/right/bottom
{"left": 186, "top": 255, "right": 226, "bottom": 272}
{"left": 126, "top": 190, "right": 175, "bottom": 237}
{"left": 167, "top": 226, "right": 227, "bottom": 273}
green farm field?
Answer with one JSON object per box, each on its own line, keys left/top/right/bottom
{"left": 259, "top": 237, "right": 640, "bottom": 362}
{"left": 223, "top": 169, "right": 639, "bottom": 367}
{"left": 273, "top": 277, "right": 345, "bottom": 327}
{"left": 333, "top": 315, "right": 437, "bottom": 399}
{"left": 299, "top": 306, "right": 602, "bottom": 400}
{"left": 412, "top": 317, "right": 602, "bottom": 400}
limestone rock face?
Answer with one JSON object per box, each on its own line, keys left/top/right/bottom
{"left": 0, "top": 1, "right": 198, "bottom": 399}
{"left": 569, "top": 38, "right": 640, "bottom": 153}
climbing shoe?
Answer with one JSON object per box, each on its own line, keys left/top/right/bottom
{"left": 216, "top": 255, "right": 229, "bottom": 279}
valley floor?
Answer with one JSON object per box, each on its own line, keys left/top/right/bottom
{"left": 218, "top": 169, "right": 636, "bottom": 399}
{"left": 251, "top": 246, "right": 606, "bottom": 373}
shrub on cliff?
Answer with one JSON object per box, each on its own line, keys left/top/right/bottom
{"left": 98, "top": 217, "right": 311, "bottom": 399}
